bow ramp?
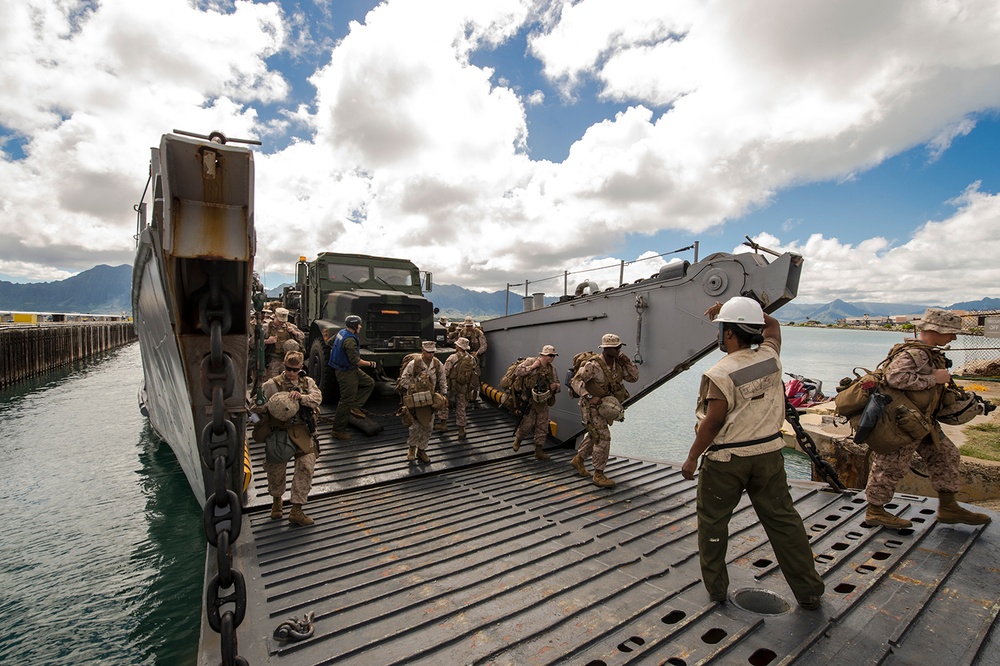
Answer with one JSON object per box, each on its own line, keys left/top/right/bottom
{"left": 204, "top": 397, "right": 1000, "bottom": 665}
{"left": 481, "top": 250, "right": 803, "bottom": 444}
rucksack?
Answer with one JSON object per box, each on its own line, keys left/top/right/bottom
{"left": 395, "top": 352, "right": 423, "bottom": 395}
{"left": 565, "top": 351, "right": 600, "bottom": 398}
{"left": 450, "top": 354, "right": 478, "bottom": 386}
{"left": 499, "top": 358, "right": 525, "bottom": 392}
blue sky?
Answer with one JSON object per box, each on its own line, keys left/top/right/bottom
{"left": 1, "top": 0, "right": 999, "bottom": 306}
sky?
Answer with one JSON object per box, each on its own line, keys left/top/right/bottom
{"left": 1, "top": 0, "right": 999, "bottom": 306}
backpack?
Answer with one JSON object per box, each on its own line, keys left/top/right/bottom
{"left": 450, "top": 354, "right": 478, "bottom": 387}
{"left": 395, "top": 353, "right": 423, "bottom": 395}
{"left": 565, "top": 351, "right": 600, "bottom": 398}
{"left": 499, "top": 358, "right": 525, "bottom": 392}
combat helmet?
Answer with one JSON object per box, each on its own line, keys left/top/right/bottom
{"left": 267, "top": 392, "right": 299, "bottom": 421}
{"left": 598, "top": 396, "right": 624, "bottom": 421}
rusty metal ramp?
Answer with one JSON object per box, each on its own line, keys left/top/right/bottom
{"left": 225, "top": 414, "right": 1000, "bottom": 665}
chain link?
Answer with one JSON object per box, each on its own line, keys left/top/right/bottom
{"left": 199, "top": 266, "right": 248, "bottom": 666}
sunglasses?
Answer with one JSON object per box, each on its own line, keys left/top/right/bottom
{"left": 284, "top": 365, "right": 302, "bottom": 372}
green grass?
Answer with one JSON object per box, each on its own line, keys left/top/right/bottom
{"left": 959, "top": 421, "right": 1000, "bottom": 462}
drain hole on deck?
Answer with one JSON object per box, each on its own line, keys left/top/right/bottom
{"left": 666, "top": 659, "right": 687, "bottom": 666}
{"left": 851, "top": 498, "right": 866, "bottom": 504}
{"left": 701, "top": 627, "right": 728, "bottom": 644}
{"left": 752, "top": 558, "right": 773, "bottom": 568}
{"left": 749, "top": 648, "right": 778, "bottom": 666}
{"left": 912, "top": 518, "right": 926, "bottom": 524}
{"left": 872, "top": 551, "right": 890, "bottom": 560}
{"left": 831, "top": 542, "right": 849, "bottom": 551}
{"left": 617, "top": 636, "right": 645, "bottom": 653}
{"left": 731, "top": 588, "right": 791, "bottom": 616}
{"left": 825, "top": 515, "right": 841, "bottom": 522}
{"left": 834, "top": 583, "right": 857, "bottom": 594}
{"left": 896, "top": 529, "right": 914, "bottom": 536}
{"left": 885, "top": 503, "right": 899, "bottom": 509}
{"left": 920, "top": 508, "right": 935, "bottom": 515}
{"left": 885, "top": 539, "right": 903, "bottom": 547}
{"left": 846, "top": 531, "right": 863, "bottom": 539}
{"left": 815, "top": 554, "right": 834, "bottom": 563}
{"left": 584, "top": 661, "right": 607, "bottom": 666}
{"left": 857, "top": 564, "right": 876, "bottom": 574}
{"left": 810, "top": 524, "right": 826, "bottom": 531}
{"left": 662, "top": 610, "right": 686, "bottom": 624}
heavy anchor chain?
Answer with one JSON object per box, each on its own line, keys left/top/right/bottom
{"left": 783, "top": 394, "right": 846, "bottom": 492}
{"left": 200, "top": 266, "right": 249, "bottom": 666}
{"left": 633, "top": 294, "right": 646, "bottom": 366}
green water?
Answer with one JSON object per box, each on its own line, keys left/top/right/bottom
{"left": 0, "top": 343, "right": 203, "bottom": 665}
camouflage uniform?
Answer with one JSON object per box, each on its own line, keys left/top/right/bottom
{"left": 438, "top": 344, "right": 478, "bottom": 429}
{"left": 263, "top": 314, "right": 305, "bottom": 379}
{"left": 569, "top": 351, "right": 639, "bottom": 473}
{"left": 399, "top": 353, "right": 447, "bottom": 453}
{"left": 513, "top": 355, "right": 560, "bottom": 447}
{"left": 254, "top": 370, "right": 322, "bottom": 507}
{"left": 865, "top": 344, "right": 960, "bottom": 506}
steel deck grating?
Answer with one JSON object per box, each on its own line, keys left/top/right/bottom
{"left": 220, "top": 399, "right": 1000, "bottom": 665}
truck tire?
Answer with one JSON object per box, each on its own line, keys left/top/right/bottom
{"left": 308, "top": 339, "right": 340, "bottom": 404}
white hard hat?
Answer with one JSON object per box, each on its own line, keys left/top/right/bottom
{"left": 715, "top": 297, "right": 764, "bottom": 325}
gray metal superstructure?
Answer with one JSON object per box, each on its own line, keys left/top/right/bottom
{"left": 481, "top": 250, "right": 803, "bottom": 443}
{"left": 132, "top": 131, "right": 255, "bottom": 505}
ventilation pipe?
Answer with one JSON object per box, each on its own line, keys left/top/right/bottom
{"left": 532, "top": 292, "right": 545, "bottom": 309}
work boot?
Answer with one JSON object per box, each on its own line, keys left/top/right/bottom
{"left": 570, "top": 455, "right": 589, "bottom": 477}
{"left": 417, "top": 449, "right": 431, "bottom": 464}
{"left": 270, "top": 497, "right": 283, "bottom": 520}
{"left": 407, "top": 446, "right": 416, "bottom": 462}
{"left": 434, "top": 421, "right": 448, "bottom": 433}
{"left": 937, "top": 492, "right": 992, "bottom": 525}
{"left": 288, "top": 505, "right": 314, "bottom": 527}
{"left": 512, "top": 434, "right": 521, "bottom": 452}
{"left": 865, "top": 503, "right": 912, "bottom": 529}
{"left": 457, "top": 426, "right": 467, "bottom": 439}
{"left": 569, "top": 453, "right": 590, "bottom": 476}
{"left": 331, "top": 430, "right": 351, "bottom": 440}
{"left": 592, "top": 470, "right": 616, "bottom": 488}
{"left": 350, "top": 407, "right": 366, "bottom": 420}
{"left": 534, "top": 445, "right": 550, "bottom": 461}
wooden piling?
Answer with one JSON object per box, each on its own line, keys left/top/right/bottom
{"left": 0, "top": 322, "right": 137, "bottom": 389}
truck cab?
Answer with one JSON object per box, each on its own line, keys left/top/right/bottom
{"left": 283, "top": 252, "right": 449, "bottom": 401}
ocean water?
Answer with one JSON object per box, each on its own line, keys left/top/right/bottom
{"left": 0, "top": 326, "right": 987, "bottom": 663}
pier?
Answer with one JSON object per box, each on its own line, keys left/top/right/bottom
{"left": 0, "top": 321, "right": 137, "bottom": 389}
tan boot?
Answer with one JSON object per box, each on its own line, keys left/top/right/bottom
{"left": 938, "top": 492, "right": 992, "bottom": 525}
{"left": 331, "top": 430, "right": 351, "bottom": 440}
{"left": 350, "top": 407, "right": 366, "bottom": 420}
{"left": 511, "top": 433, "right": 521, "bottom": 451}
{"left": 593, "top": 470, "right": 616, "bottom": 488}
{"left": 865, "top": 503, "right": 912, "bottom": 529}
{"left": 435, "top": 421, "right": 448, "bottom": 433}
{"left": 270, "top": 497, "right": 283, "bottom": 520}
{"left": 457, "top": 426, "right": 466, "bottom": 439}
{"left": 534, "top": 445, "right": 550, "bottom": 461}
{"left": 288, "top": 504, "right": 314, "bottom": 527}
{"left": 417, "top": 449, "right": 431, "bottom": 463}
{"left": 570, "top": 455, "right": 589, "bottom": 477}
{"left": 407, "top": 446, "right": 416, "bottom": 462}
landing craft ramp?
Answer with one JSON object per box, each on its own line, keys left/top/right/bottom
{"left": 203, "top": 398, "right": 1000, "bottom": 665}
{"left": 480, "top": 249, "right": 802, "bottom": 445}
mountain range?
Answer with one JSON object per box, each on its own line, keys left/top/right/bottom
{"left": 3, "top": 264, "right": 997, "bottom": 323}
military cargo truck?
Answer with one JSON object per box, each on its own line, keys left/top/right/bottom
{"left": 282, "top": 252, "right": 449, "bottom": 401}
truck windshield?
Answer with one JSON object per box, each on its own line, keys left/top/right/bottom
{"left": 372, "top": 266, "right": 414, "bottom": 287}
{"left": 326, "top": 263, "right": 371, "bottom": 284}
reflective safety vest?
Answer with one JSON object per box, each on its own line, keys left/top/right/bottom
{"left": 329, "top": 328, "right": 359, "bottom": 371}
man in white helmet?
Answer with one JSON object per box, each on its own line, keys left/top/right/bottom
{"left": 681, "top": 297, "right": 824, "bottom": 610}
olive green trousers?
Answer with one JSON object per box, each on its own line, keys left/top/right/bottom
{"left": 696, "top": 450, "right": 824, "bottom": 603}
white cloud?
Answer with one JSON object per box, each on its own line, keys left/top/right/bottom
{"left": 748, "top": 183, "right": 1000, "bottom": 305}
{"left": 1, "top": 0, "right": 999, "bottom": 309}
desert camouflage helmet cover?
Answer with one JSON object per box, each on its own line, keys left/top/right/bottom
{"left": 598, "top": 395, "right": 624, "bottom": 421}
{"left": 455, "top": 337, "right": 470, "bottom": 350}
{"left": 267, "top": 392, "right": 299, "bottom": 421}
{"left": 599, "top": 333, "right": 624, "bottom": 348}
{"left": 918, "top": 308, "right": 962, "bottom": 334}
